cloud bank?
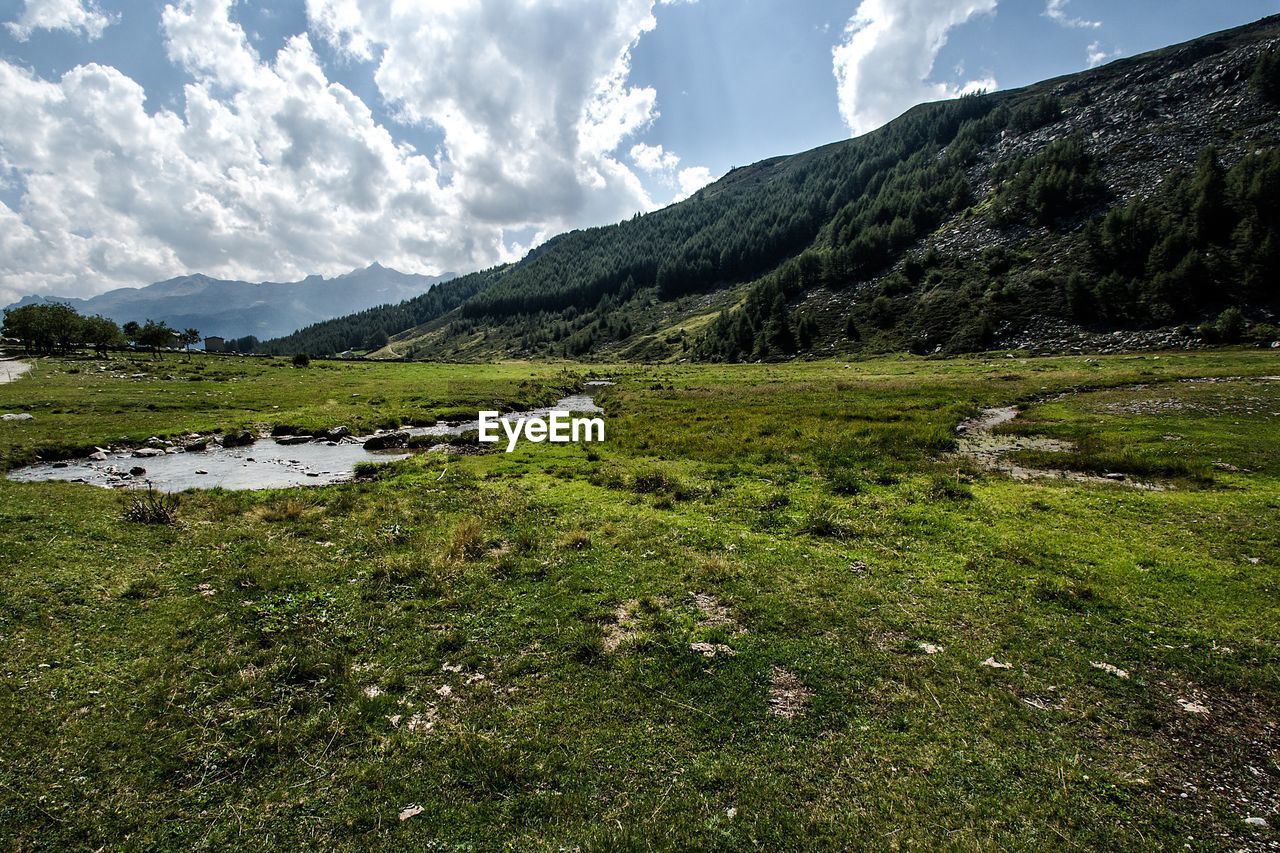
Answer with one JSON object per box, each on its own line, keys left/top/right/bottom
{"left": 0, "top": 0, "right": 715, "bottom": 304}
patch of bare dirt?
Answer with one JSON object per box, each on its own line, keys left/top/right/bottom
{"left": 602, "top": 600, "right": 641, "bottom": 652}
{"left": 0, "top": 359, "right": 31, "bottom": 384}
{"left": 692, "top": 592, "right": 746, "bottom": 634}
{"left": 767, "top": 666, "right": 814, "bottom": 719}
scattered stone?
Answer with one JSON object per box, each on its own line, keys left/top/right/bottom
{"left": 690, "top": 642, "right": 736, "bottom": 658}
{"left": 767, "top": 666, "right": 813, "bottom": 718}
{"left": 129, "top": 466, "right": 146, "bottom": 477}
{"left": 1103, "top": 473, "right": 1126, "bottom": 482}
{"left": 362, "top": 685, "right": 382, "bottom": 699}
{"left": 398, "top": 805, "right": 424, "bottom": 822}
{"left": 275, "top": 435, "right": 315, "bottom": 446}
{"left": 1091, "top": 661, "right": 1130, "bottom": 679}
{"left": 406, "top": 710, "right": 435, "bottom": 732}
{"left": 132, "top": 448, "right": 165, "bottom": 458}
{"left": 193, "top": 583, "right": 215, "bottom": 597}
{"left": 1, "top": 412, "right": 33, "bottom": 421}
{"left": 1213, "top": 461, "right": 1241, "bottom": 473}
{"left": 325, "top": 426, "right": 351, "bottom": 440}
{"left": 981, "top": 657, "right": 1013, "bottom": 670}
{"left": 919, "top": 642, "right": 944, "bottom": 655}
{"left": 51, "top": 462, "right": 68, "bottom": 469}
{"left": 388, "top": 714, "right": 402, "bottom": 727}
{"left": 1177, "top": 698, "right": 1211, "bottom": 715}
{"left": 1245, "top": 816, "right": 1270, "bottom": 829}
{"left": 88, "top": 451, "right": 108, "bottom": 461}
{"left": 196, "top": 470, "right": 208, "bottom": 475}
{"left": 184, "top": 438, "right": 211, "bottom": 452}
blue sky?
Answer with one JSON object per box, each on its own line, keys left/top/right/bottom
{"left": 0, "top": 0, "right": 1275, "bottom": 303}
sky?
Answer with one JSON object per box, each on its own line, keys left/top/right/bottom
{"left": 0, "top": 0, "right": 1276, "bottom": 304}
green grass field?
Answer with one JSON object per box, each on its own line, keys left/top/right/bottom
{"left": 1, "top": 350, "right": 1277, "bottom": 849}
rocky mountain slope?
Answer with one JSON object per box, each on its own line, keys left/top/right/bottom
{"left": 272, "top": 16, "right": 1280, "bottom": 361}
{"left": 7, "top": 264, "right": 453, "bottom": 342}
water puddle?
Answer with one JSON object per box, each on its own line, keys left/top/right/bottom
{"left": 7, "top": 384, "right": 611, "bottom": 492}
{"left": 953, "top": 405, "right": 1162, "bottom": 490}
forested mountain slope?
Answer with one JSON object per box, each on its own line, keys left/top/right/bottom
{"left": 267, "top": 16, "right": 1280, "bottom": 361}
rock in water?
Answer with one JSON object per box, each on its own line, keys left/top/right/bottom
{"left": 363, "top": 432, "right": 409, "bottom": 450}
{"left": 222, "top": 431, "right": 255, "bottom": 447}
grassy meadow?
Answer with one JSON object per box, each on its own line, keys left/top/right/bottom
{"left": 0, "top": 350, "right": 1278, "bottom": 849}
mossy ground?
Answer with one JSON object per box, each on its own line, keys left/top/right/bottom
{"left": 1, "top": 350, "right": 1277, "bottom": 848}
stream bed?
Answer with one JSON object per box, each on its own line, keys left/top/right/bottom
{"left": 7, "top": 383, "right": 609, "bottom": 492}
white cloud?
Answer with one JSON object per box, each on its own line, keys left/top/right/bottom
{"left": 628, "top": 142, "right": 719, "bottom": 201}
{"left": 630, "top": 142, "right": 681, "bottom": 174}
{"left": 5, "top": 0, "right": 116, "bottom": 41}
{"left": 0, "top": 0, "right": 711, "bottom": 305}
{"left": 305, "top": 0, "right": 668, "bottom": 227}
{"left": 1044, "top": 0, "right": 1100, "bottom": 30}
{"left": 1087, "top": 41, "right": 1121, "bottom": 68}
{"left": 676, "top": 166, "right": 715, "bottom": 200}
{"left": 832, "top": 0, "right": 998, "bottom": 137}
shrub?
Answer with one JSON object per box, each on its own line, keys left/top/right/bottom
{"left": 1215, "top": 307, "right": 1246, "bottom": 343}
{"left": 291, "top": 352, "right": 311, "bottom": 368}
{"left": 122, "top": 486, "right": 179, "bottom": 524}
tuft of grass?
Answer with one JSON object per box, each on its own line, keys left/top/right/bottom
{"left": 120, "top": 574, "right": 163, "bottom": 599}
{"left": 926, "top": 473, "right": 973, "bottom": 502}
{"left": 801, "top": 500, "right": 849, "bottom": 538}
{"left": 556, "top": 529, "right": 592, "bottom": 550}
{"left": 256, "top": 497, "right": 315, "bottom": 522}
{"left": 448, "top": 517, "right": 487, "bottom": 562}
{"left": 121, "top": 486, "right": 179, "bottom": 524}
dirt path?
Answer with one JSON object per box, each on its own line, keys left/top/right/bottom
{"left": 0, "top": 359, "right": 32, "bottom": 385}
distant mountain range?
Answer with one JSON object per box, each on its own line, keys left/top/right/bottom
{"left": 6, "top": 264, "right": 454, "bottom": 342}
